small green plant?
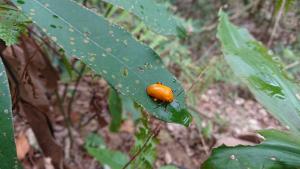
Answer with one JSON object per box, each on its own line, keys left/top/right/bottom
{"left": 128, "top": 117, "right": 158, "bottom": 169}
{"left": 84, "top": 133, "right": 129, "bottom": 169}
{"left": 0, "top": 4, "right": 30, "bottom": 45}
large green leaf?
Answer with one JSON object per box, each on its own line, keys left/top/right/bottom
{"left": 12, "top": 0, "right": 192, "bottom": 126}
{"left": 202, "top": 130, "right": 300, "bottom": 169}
{"left": 102, "top": 0, "right": 184, "bottom": 36}
{"left": 217, "top": 11, "right": 300, "bottom": 132}
{"left": 0, "top": 58, "right": 19, "bottom": 168}
{"left": 85, "top": 133, "right": 129, "bottom": 169}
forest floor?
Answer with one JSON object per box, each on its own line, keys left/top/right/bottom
{"left": 15, "top": 78, "right": 283, "bottom": 169}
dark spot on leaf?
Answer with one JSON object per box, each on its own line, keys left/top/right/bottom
{"left": 17, "top": 0, "right": 25, "bottom": 4}
{"left": 50, "top": 24, "right": 57, "bottom": 28}
{"left": 123, "top": 68, "right": 128, "bottom": 76}
{"left": 138, "top": 66, "right": 144, "bottom": 72}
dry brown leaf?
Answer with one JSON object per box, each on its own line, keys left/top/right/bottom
{"left": 214, "top": 137, "right": 255, "bottom": 148}
{"left": 16, "top": 133, "right": 30, "bottom": 160}
{"left": 120, "top": 120, "right": 134, "bottom": 133}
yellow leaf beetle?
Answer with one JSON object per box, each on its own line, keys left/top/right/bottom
{"left": 146, "top": 82, "right": 174, "bottom": 103}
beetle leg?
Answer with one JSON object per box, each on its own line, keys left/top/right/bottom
{"left": 163, "top": 103, "right": 168, "bottom": 111}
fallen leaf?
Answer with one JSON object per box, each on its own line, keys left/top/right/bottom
{"left": 214, "top": 137, "right": 254, "bottom": 148}
{"left": 16, "top": 133, "right": 30, "bottom": 160}
{"left": 120, "top": 120, "right": 134, "bottom": 133}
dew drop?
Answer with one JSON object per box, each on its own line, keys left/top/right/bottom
{"left": 106, "top": 48, "right": 112, "bottom": 53}
{"left": 3, "top": 109, "right": 9, "bottom": 114}
{"left": 123, "top": 40, "right": 128, "bottom": 46}
{"left": 230, "top": 154, "right": 236, "bottom": 160}
{"left": 69, "top": 28, "right": 74, "bottom": 32}
{"left": 83, "top": 39, "right": 90, "bottom": 44}
{"left": 122, "top": 57, "right": 129, "bottom": 62}
{"left": 51, "top": 36, "right": 57, "bottom": 42}
{"left": 116, "top": 83, "right": 122, "bottom": 88}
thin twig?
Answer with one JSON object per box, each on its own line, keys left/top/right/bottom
{"left": 67, "top": 64, "right": 86, "bottom": 122}
{"left": 199, "top": 134, "right": 210, "bottom": 156}
{"left": 285, "top": 61, "right": 300, "bottom": 70}
{"left": 79, "top": 113, "right": 97, "bottom": 128}
{"left": 55, "top": 91, "right": 74, "bottom": 146}
{"left": 267, "top": 0, "right": 286, "bottom": 47}
{"left": 187, "top": 104, "right": 211, "bottom": 120}
{"left": 122, "top": 125, "right": 161, "bottom": 169}
{"left": 183, "top": 59, "right": 214, "bottom": 96}
{"left": 20, "top": 44, "right": 40, "bottom": 82}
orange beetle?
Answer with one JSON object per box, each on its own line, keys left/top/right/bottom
{"left": 146, "top": 82, "right": 174, "bottom": 103}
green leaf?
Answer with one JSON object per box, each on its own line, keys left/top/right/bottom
{"left": 130, "top": 120, "right": 157, "bottom": 169}
{"left": 217, "top": 11, "right": 300, "bottom": 132}
{"left": 0, "top": 58, "right": 19, "bottom": 168}
{"left": 0, "top": 4, "right": 30, "bottom": 45}
{"left": 189, "top": 109, "right": 202, "bottom": 133}
{"left": 202, "top": 130, "right": 300, "bottom": 169}
{"left": 12, "top": 0, "right": 192, "bottom": 126}
{"left": 159, "top": 165, "right": 178, "bottom": 169}
{"left": 102, "top": 0, "right": 184, "bottom": 36}
{"left": 121, "top": 96, "right": 141, "bottom": 121}
{"left": 108, "top": 87, "right": 122, "bottom": 132}
{"left": 274, "top": 0, "right": 295, "bottom": 15}
{"left": 85, "top": 133, "right": 129, "bottom": 169}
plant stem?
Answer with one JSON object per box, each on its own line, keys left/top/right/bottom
{"left": 267, "top": 0, "right": 286, "bottom": 47}
{"left": 55, "top": 91, "right": 74, "bottom": 147}
{"left": 67, "top": 64, "right": 86, "bottom": 124}
{"left": 122, "top": 125, "right": 161, "bottom": 169}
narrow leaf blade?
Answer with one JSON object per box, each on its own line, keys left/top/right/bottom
{"left": 217, "top": 11, "right": 300, "bottom": 132}
{"left": 0, "top": 58, "right": 19, "bottom": 168}
{"left": 108, "top": 87, "right": 122, "bottom": 132}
